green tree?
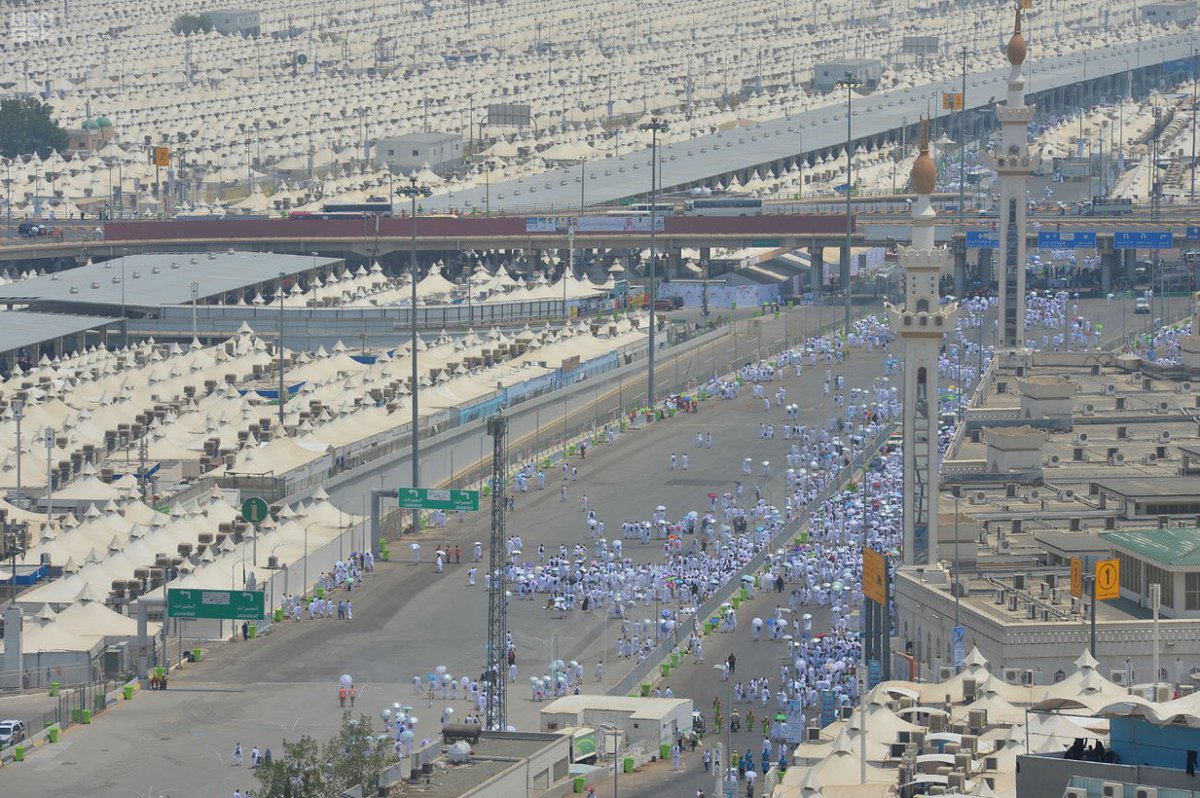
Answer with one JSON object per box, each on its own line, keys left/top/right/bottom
{"left": 253, "top": 735, "right": 326, "bottom": 798}
{"left": 323, "top": 712, "right": 395, "bottom": 794}
{"left": 171, "top": 14, "right": 212, "bottom": 35}
{"left": 0, "top": 97, "right": 68, "bottom": 160}
{"left": 254, "top": 713, "right": 394, "bottom": 798}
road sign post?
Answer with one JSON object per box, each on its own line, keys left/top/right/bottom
{"left": 965, "top": 231, "right": 1000, "bottom": 249}
{"left": 167, "top": 588, "right": 264, "bottom": 620}
{"left": 241, "top": 496, "right": 269, "bottom": 567}
{"left": 397, "top": 487, "right": 480, "bottom": 512}
{"left": 1037, "top": 231, "right": 1097, "bottom": 249}
{"left": 1114, "top": 231, "right": 1174, "bottom": 249}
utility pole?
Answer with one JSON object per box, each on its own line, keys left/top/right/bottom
{"left": 12, "top": 400, "right": 22, "bottom": 507}
{"left": 837, "top": 72, "right": 863, "bottom": 338}
{"left": 484, "top": 413, "right": 509, "bottom": 731}
{"left": 278, "top": 271, "right": 286, "bottom": 432}
{"left": 639, "top": 117, "right": 668, "bottom": 409}
{"left": 398, "top": 175, "right": 432, "bottom": 534}
{"left": 959, "top": 47, "right": 968, "bottom": 239}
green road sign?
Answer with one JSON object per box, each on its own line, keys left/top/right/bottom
{"left": 241, "top": 496, "right": 269, "bottom": 524}
{"left": 167, "top": 588, "right": 264, "bottom": 620}
{"left": 296, "top": 53, "right": 308, "bottom": 65}
{"left": 397, "top": 487, "right": 480, "bottom": 511}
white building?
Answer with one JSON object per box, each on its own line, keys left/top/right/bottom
{"left": 376, "top": 132, "right": 464, "bottom": 176}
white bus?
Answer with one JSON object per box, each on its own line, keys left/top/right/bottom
{"left": 608, "top": 202, "right": 676, "bottom": 216}
{"left": 683, "top": 197, "right": 763, "bottom": 216}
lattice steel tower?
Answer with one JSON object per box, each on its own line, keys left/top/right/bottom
{"left": 484, "top": 413, "right": 509, "bottom": 731}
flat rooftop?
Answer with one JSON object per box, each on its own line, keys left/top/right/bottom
{"left": 0, "top": 252, "right": 341, "bottom": 310}
{"left": 0, "top": 311, "right": 122, "bottom": 355}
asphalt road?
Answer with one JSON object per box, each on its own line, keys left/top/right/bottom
{"left": 0, "top": 304, "right": 856, "bottom": 798}
{"left": 0, "top": 297, "right": 1174, "bottom": 798}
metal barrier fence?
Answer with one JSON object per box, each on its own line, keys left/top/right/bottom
{"left": 610, "top": 421, "right": 898, "bottom": 697}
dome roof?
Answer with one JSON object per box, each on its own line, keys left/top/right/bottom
{"left": 1007, "top": 9, "right": 1027, "bottom": 66}
{"left": 82, "top": 116, "right": 112, "bottom": 130}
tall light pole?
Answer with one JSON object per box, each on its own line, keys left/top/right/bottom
{"left": 639, "top": 117, "right": 668, "bottom": 409}
{"left": 958, "top": 47, "right": 967, "bottom": 241}
{"left": 398, "top": 174, "right": 432, "bottom": 532}
{"left": 12, "top": 400, "right": 22, "bottom": 507}
{"left": 278, "top": 270, "right": 288, "bottom": 432}
{"left": 836, "top": 73, "right": 862, "bottom": 337}
{"left": 120, "top": 247, "right": 128, "bottom": 348}
{"left": 1192, "top": 49, "right": 1198, "bottom": 204}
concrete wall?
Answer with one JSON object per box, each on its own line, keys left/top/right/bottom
{"left": 1016, "top": 753, "right": 1200, "bottom": 798}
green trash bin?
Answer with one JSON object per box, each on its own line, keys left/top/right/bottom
{"left": 192, "top": 647, "right": 201, "bottom": 663}
{"left": 660, "top": 663, "right": 670, "bottom": 678}
{"left": 671, "top": 652, "right": 680, "bottom": 667}
{"left": 378, "top": 536, "right": 388, "bottom": 550}
{"left": 47, "top": 727, "right": 59, "bottom": 744}
{"left": 70, "top": 708, "right": 81, "bottom": 724}
{"left": 573, "top": 776, "right": 586, "bottom": 793}
{"left": 13, "top": 745, "right": 24, "bottom": 762}
{"left": 95, "top": 694, "right": 106, "bottom": 711}
{"left": 315, "top": 586, "right": 325, "bottom": 599}
{"left": 123, "top": 684, "right": 134, "bottom": 701}
{"left": 730, "top": 596, "right": 740, "bottom": 609}
{"left": 81, "top": 709, "right": 92, "bottom": 725}
{"left": 640, "top": 683, "right": 651, "bottom": 697}
{"left": 274, "top": 608, "right": 284, "bottom": 623}
{"left": 659, "top": 743, "right": 671, "bottom": 761}
{"left": 49, "top": 681, "right": 59, "bottom": 697}
{"left": 248, "top": 624, "right": 257, "bottom": 639}
{"left": 703, "top": 623, "right": 710, "bottom": 636}
{"left": 380, "top": 548, "right": 390, "bottom": 562}
{"left": 740, "top": 587, "right": 748, "bottom": 601}
{"left": 568, "top": 444, "right": 576, "bottom": 456}
{"left": 623, "top": 757, "right": 634, "bottom": 774}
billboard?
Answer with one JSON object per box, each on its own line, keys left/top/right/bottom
{"left": 487, "top": 103, "right": 531, "bottom": 128}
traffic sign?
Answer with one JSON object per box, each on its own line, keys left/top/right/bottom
{"left": 951, "top": 625, "right": 965, "bottom": 667}
{"left": 397, "top": 487, "right": 480, "bottom": 511}
{"left": 1114, "top": 231, "right": 1174, "bottom": 250}
{"left": 1037, "top": 231, "right": 1096, "bottom": 249}
{"left": 1070, "top": 557, "right": 1082, "bottom": 598}
{"left": 167, "top": 588, "right": 264, "bottom": 620}
{"left": 241, "top": 496, "right": 270, "bottom": 524}
{"left": 965, "top": 231, "right": 1000, "bottom": 249}
{"left": 1187, "top": 226, "right": 1200, "bottom": 241}
{"left": 942, "top": 92, "right": 963, "bottom": 111}
{"left": 152, "top": 146, "right": 170, "bottom": 167}
{"left": 1095, "top": 559, "right": 1120, "bottom": 600}
{"left": 862, "top": 546, "right": 886, "bottom": 605}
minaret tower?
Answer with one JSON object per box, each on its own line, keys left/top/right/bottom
{"left": 988, "top": 5, "right": 1036, "bottom": 349}
{"left": 886, "top": 119, "right": 959, "bottom": 566}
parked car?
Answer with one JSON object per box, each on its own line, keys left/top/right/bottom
{"left": 0, "top": 719, "right": 26, "bottom": 748}
{"left": 652, "top": 299, "right": 674, "bottom": 311}
{"left": 1134, "top": 296, "right": 1151, "bottom": 314}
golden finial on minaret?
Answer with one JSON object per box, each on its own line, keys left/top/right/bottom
{"left": 1007, "top": 4, "right": 1027, "bottom": 67}
{"left": 911, "top": 116, "right": 936, "bottom": 196}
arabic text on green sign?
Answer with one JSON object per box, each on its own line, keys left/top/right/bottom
{"left": 167, "top": 588, "right": 265, "bottom": 620}
{"left": 397, "top": 487, "right": 480, "bottom": 511}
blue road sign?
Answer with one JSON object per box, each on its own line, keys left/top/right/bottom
{"left": 1114, "top": 231, "right": 1174, "bottom": 250}
{"left": 1037, "top": 231, "right": 1097, "bottom": 249}
{"left": 1187, "top": 226, "right": 1200, "bottom": 241}
{"left": 965, "top": 231, "right": 999, "bottom": 249}
{"left": 952, "top": 625, "right": 966, "bottom": 667}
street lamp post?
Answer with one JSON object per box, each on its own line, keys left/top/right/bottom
{"left": 120, "top": 247, "right": 128, "bottom": 347}
{"left": 398, "top": 174, "right": 432, "bottom": 533}
{"left": 12, "top": 400, "right": 22, "bottom": 507}
{"left": 835, "top": 73, "right": 863, "bottom": 337}
{"left": 639, "top": 117, "right": 668, "bottom": 409}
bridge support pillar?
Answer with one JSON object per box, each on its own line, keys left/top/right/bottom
{"left": 699, "top": 247, "right": 711, "bottom": 265}
{"left": 1101, "top": 250, "right": 1118, "bottom": 295}
{"left": 978, "top": 247, "right": 993, "bottom": 287}
{"left": 953, "top": 246, "right": 966, "bottom": 298}
{"left": 810, "top": 246, "right": 824, "bottom": 296}
{"left": 668, "top": 248, "right": 683, "bottom": 279}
